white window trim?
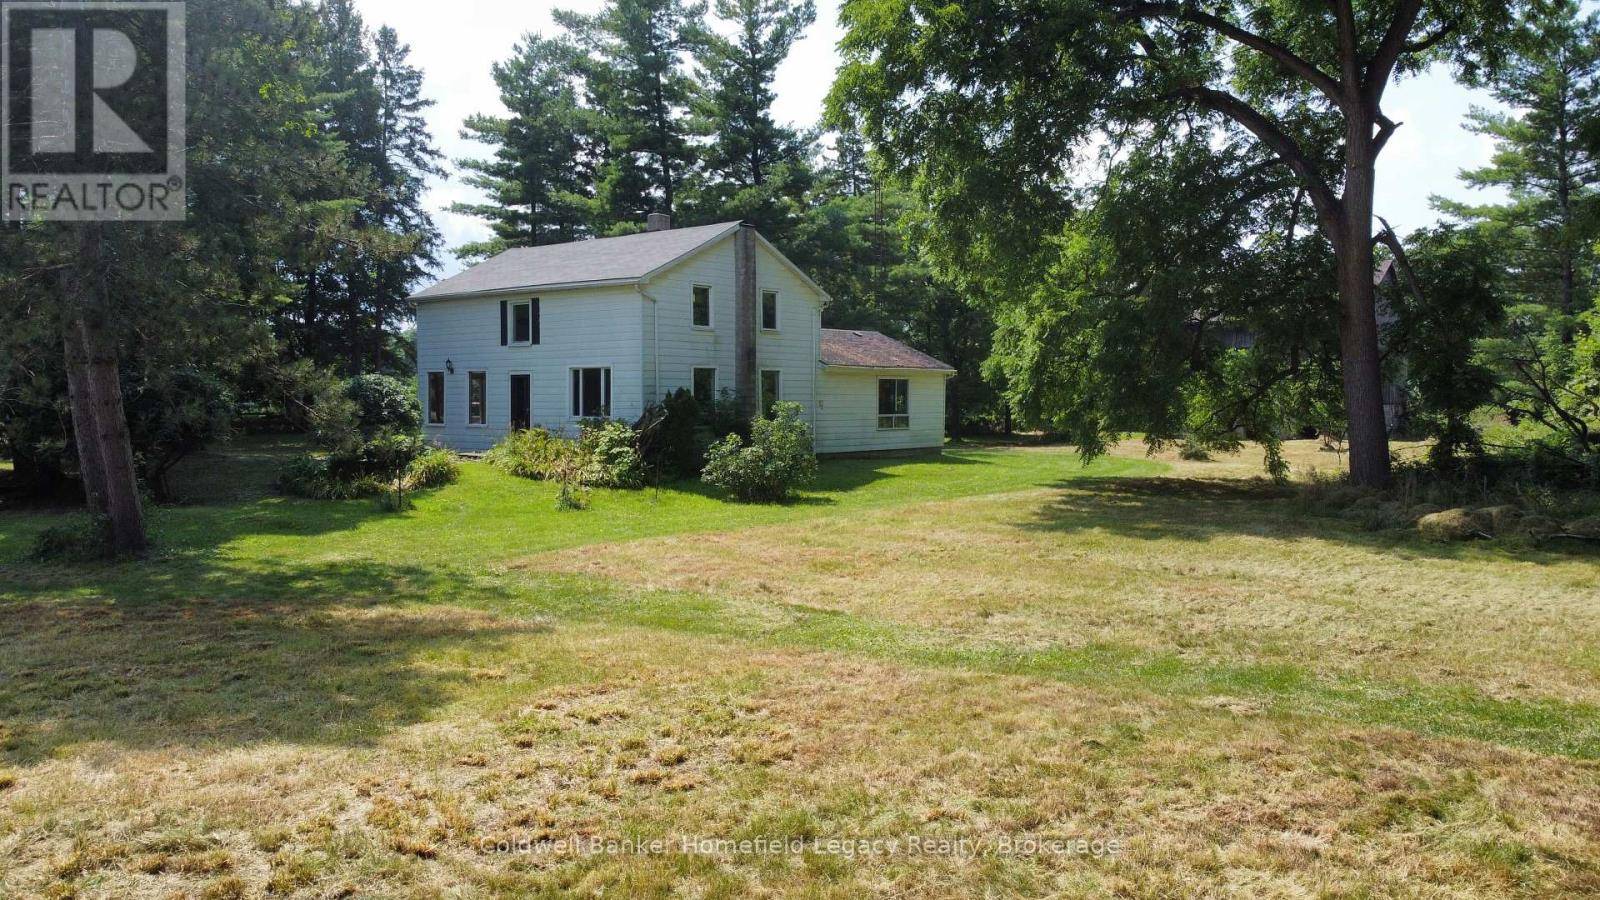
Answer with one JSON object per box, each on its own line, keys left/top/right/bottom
{"left": 692, "top": 366, "right": 718, "bottom": 403}
{"left": 691, "top": 284, "right": 714, "bottom": 330}
{"left": 569, "top": 365, "right": 613, "bottom": 419}
{"left": 425, "top": 371, "right": 446, "bottom": 427}
{"left": 509, "top": 299, "right": 535, "bottom": 347}
{"left": 467, "top": 371, "right": 488, "bottom": 427}
{"left": 877, "top": 377, "right": 910, "bottom": 430}
{"left": 760, "top": 288, "right": 780, "bottom": 332}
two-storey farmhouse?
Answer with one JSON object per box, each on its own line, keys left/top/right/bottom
{"left": 412, "top": 217, "right": 954, "bottom": 455}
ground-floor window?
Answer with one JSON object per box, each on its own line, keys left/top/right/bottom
{"left": 878, "top": 378, "right": 909, "bottom": 429}
{"left": 427, "top": 371, "right": 445, "bottom": 425}
{"left": 468, "top": 371, "right": 487, "bottom": 425}
{"left": 760, "top": 369, "right": 781, "bottom": 416}
{"left": 693, "top": 367, "right": 717, "bottom": 405}
{"left": 571, "top": 366, "right": 612, "bottom": 418}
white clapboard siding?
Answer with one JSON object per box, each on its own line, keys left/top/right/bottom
{"left": 813, "top": 369, "right": 948, "bottom": 454}
{"left": 414, "top": 286, "right": 645, "bottom": 452}
{"left": 642, "top": 236, "right": 821, "bottom": 431}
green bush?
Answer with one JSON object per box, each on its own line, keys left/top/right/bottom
{"left": 485, "top": 428, "right": 574, "bottom": 480}
{"left": 291, "top": 374, "right": 426, "bottom": 500}
{"left": 276, "top": 454, "right": 384, "bottom": 500}
{"left": 701, "top": 402, "right": 818, "bottom": 503}
{"left": 580, "top": 420, "right": 644, "bottom": 488}
{"left": 406, "top": 449, "right": 459, "bottom": 489}
{"left": 636, "top": 388, "right": 748, "bottom": 480}
{"left": 31, "top": 514, "right": 111, "bottom": 561}
{"left": 343, "top": 374, "right": 421, "bottom": 437}
{"left": 636, "top": 389, "right": 701, "bottom": 479}
{"left": 309, "top": 375, "right": 420, "bottom": 466}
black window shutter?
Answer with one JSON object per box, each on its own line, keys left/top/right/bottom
{"left": 531, "top": 299, "right": 540, "bottom": 345}
{"left": 499, "top": 301, "right": 508, "bottom": 346}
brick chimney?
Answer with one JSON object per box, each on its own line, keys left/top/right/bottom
{"left": 734, "top": 223, "right": 758, "bottom": 420}
{"left": 646, "top": 212, "right": 672, "bottom": 232}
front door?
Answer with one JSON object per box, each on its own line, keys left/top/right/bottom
{"left": 510, "top": 374, "right": 531, "bottom": 431}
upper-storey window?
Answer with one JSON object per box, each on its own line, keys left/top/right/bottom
{"left": 501, "top": 299, "right": 539, "bottom": 346}
{"left": 692, "top": 284, "right": 712, "bottom": 328}
{"left": 761, "top": 290, "right": 778, "bottom": 330}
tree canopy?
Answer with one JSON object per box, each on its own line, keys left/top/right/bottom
{"left": 830, "top": 0, "right": 1523, "bottom": 485}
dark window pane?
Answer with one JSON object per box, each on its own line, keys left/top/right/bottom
{"left": 878, "top": 379, "right": 909, "bottom": 428}
{"left": 428, "top": 372, "right": 444, "bottom": 424}
{"left": 693, "top": 285, "right": 711, "bottom": 327}
{"left": 469, "top": 372, "right": 486, "bottom": 424}
{"left": 693, "top": 368, "right": 716, "bottom": 405}
{"left": 510, "top": 375, "right": 531, "bottom": 430}
{"left": 761, "top": 370, "right": 780, "bottom": 416}
{"left": 761, "top": 291, "right": 778, "bottom": 329}
{"left": 571, "top": 369, "right": 581, "bottom": 416}
{"left": 582, "top": 367, "right": 603, "bottom": 417}
{"left": 512, "top": 302, "right": 532, "bottom": 344}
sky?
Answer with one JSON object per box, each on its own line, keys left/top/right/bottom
{"left": 352, "top": 0, "right": 1509, "bottom": 284}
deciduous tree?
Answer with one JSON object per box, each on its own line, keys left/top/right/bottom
{"left": 831, "top": 0, "right": 1521, "bottom": 486}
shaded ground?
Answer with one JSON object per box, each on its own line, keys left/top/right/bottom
{"left": 1, "top": 439, "right": 1597, "bottom": 897}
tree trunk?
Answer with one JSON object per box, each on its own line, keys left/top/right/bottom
{"left": 63, "top": 225, "right": 148, "bottom": 556}
{"left": 77, "top": 314, "right": 147, "bottom": 556}
{"left": 1334, "top": 131, "right": 1393, "bottom": 489}
{"left": 63, "top": 329, "right": 108, "bottom": 515}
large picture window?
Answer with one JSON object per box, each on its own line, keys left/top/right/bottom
{"left": 426, "top": 371, "right": 445, "bottom": 425}
{"left": 692, "top": 284, "right": 712, "bottom": 328}
{"left": 760, "top": 369, "right": 781, "bottom": 417}
{"left": 468, "top": 371, "right": 487, "bottom": 425}
{"left": 571, "top": 367, "right": 612, "bottom": 418}
{"left": 878, "top": 378, "right": 909, "bottom": 429}
{"left": 693, "top": 367, "right": 717, "bottom": 405}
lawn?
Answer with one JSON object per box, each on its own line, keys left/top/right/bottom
{"left": 1, "top": 438, "right": 1598, "bottom": 897}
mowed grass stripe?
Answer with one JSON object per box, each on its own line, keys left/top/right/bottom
{"left": 439, "top": 568, "right": 1600, "bottom": 761}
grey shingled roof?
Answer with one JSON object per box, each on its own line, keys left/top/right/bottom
{"left": 413, "top": 221, "right": 743, "bottom": 300}
{"left": 820, "top": 329, "right": 954, "bottom": 372}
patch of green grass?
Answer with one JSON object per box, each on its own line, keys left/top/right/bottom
{"left": 4, "top": 440, "right": 1600, "bottom": 897}
{"left": 0, "top": 445, "right": 1158, "bottom": 576}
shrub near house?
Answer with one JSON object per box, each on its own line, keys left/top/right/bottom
{"left": 702, "top": 402, "right": 818, "bottom": 502}
{"left": 279, "top": 375, "right": 447, "bottom": 502}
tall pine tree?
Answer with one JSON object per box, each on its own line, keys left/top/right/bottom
{"left": 690, "top": 0, "right": 817, "bottom": 236}
{"left": 365, "top": 26, "right": 444, "bottom": 368}
{"left": 556, "top": 0, "right": 706, "bottom": 228}
{"left": 1439, "top": 0, "right": 1600, "bottom": 318}
{"left": 455, "top": 36, "right": 596, "bottom": 257}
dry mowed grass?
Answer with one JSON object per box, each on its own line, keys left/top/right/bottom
{"left": 2, "top": 440, "right": 1599, "bottom": 897}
